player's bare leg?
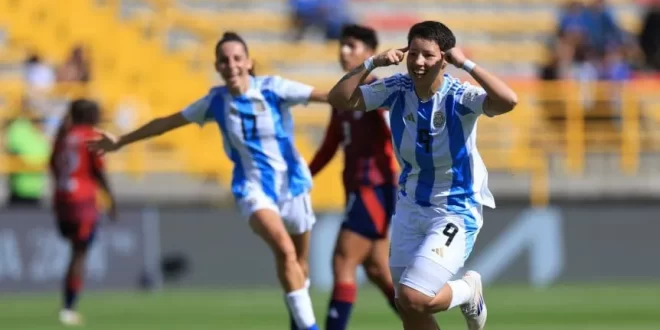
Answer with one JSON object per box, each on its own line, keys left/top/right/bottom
{"left": 397, "top": 285, "right": 443, "bottom": 330}
{"left": 249, "top": 209, "right": 318, "bottom": 330}
{"left": 362, "top": 238, "right": 398, "bottom": 314}
{"left": 325, "top": 229, "right": 372, "bottom": 330}
{"left": 396, "top": 272, "right": 486, "bottom": 330}
{"left": 290, "top": 231, "right": 311, "bottom": 281}
{"left": 59, "top": 242, "right": 88, "bottom": 326}
{"left": 250, "top": 209, "right": 305, "bottom": 291}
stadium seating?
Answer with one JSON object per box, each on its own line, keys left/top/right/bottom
{"left": 0, "top": 0, "right": 657, "bottom": 210}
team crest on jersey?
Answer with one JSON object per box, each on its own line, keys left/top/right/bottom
{"left": 251, "top": 100, "right": 267, "bottom": 113}
{"left": 432, "top": 111, "right": 446, "bottom": 129}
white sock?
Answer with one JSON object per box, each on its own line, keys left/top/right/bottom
{"left": 447, "top": 279, "right": 473, "bottom": 309}
{"left": 285, "top": 288, "right": 317, "bottom": 329}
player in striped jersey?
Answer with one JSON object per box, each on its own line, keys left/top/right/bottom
{"left": 327, "top": 21, "right": 518, "bottom": 330}
{"left": 88, "top": 32, "right": 327, "bottom": 330}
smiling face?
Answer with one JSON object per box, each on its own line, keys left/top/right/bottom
{"left": 406, "top": 21, "right": 456, "bottom": 93}
{"left": 215, "top": 40, "right": 253, "bottom": 92}
{"left": 406, "top": 37, "right": 445, "bottom": 87}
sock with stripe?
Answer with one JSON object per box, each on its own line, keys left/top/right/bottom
{"left": 325, "top": 282, "right": 357, "bottom": 330}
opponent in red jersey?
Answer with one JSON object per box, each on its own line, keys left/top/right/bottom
{"left": 309, "top": 25, "right": 399, "bottom": 330}
{"left": 49, "top": 99, "right": 116, "bottom": 326}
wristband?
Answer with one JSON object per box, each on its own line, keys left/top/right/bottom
{"left": 462, "top": 60, "right": 476, "bottom": 73}
{"left": 363, "top": 56, "right": 375, "bottom": 71}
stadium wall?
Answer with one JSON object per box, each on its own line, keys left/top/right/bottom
{"left": 0, "top": 202, "right": 658, "bottom": 293}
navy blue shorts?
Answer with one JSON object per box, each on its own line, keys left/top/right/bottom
{"left": 341, "top": 184, "right": 396, "bottom": 240}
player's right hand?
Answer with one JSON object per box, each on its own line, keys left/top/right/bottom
{"left": 373, "top": 47, "right": 408, "bottom": 68}
{"left": 87, "top": 130, "right": 121, "bottom": 155}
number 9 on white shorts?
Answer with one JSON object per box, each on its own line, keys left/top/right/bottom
{"left": 389, "top": 194, "right": 483, "bottom": 277}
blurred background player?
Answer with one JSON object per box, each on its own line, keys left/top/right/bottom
{"left": 327, "top": 21, "right": 518, "bottom": 330}
{"left": 50, "top": 98, "right": 116, "bottom": 326}
{"left": 307, "top": 24, "right": 399, "bottom": 330}
{"left": 87, "top": 32, "right": 328, "bottom": 330}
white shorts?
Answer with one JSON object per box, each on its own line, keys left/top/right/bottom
{"left": 237, "top": 191, "right": 316, "bottom": 235}
{"left": 389, "top": 193, "right": 483, "bottom": 291}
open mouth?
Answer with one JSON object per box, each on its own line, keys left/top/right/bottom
{"left": 412, "top": 69, "right": 427, "bottom": 79}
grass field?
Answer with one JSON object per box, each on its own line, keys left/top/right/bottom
{"left": 1, "top": 283, "right": 659, "bottom": 330}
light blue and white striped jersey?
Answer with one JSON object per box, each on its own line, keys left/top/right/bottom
{"left": 359, "top": 73, "right": 495, "bottom": 210}
{"left": 181, "top": 75, "right": 314, "bottom": 203}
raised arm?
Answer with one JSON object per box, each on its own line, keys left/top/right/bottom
{"left": 309, "top": 89, "right": 329, "bottom": 103}
{"left": 444, "top": 48, "right": 518, "bottom": 116}
{"left": 87, "top": 112, "right": 190, "bottom": 154}
{"left": 328, "top": 47, "right": 408, "bottom": 111}
{"left": 308, "top": 111, "right": 342, "bottom": 176}
{"left": 265, "top": 76, "right": 329, "bottom": 106}
{"left": 88, "top": 92, "right": 215, "bottom": 154}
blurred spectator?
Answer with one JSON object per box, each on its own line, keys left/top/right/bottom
{"left": 582, "top": 0, "right": 625, "bottom": 56}
{"left": 289, "top": 0, "right": 351, "bottom": 41}
{"left": 23, "top": 53, "right": 58, "bottom": 128}
{"left": 639, "top": 2, "right": 660, "bottom": 70}
{"left": 601, "top": 45, "right": 632, "bottom": 81}
{"left": 56, "top": 45, "right": 91, "bottom": 83}
{"left": 24, "top": 53, "right": 55, "bottom": 91}
{"left": 558, "top": 1, "right": 588, "bottom": 36}
{"left": 4, "top": 116, "right": 50, "bottom": 207}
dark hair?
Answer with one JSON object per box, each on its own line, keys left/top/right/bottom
{"left": 69, "top": 99, "right": 100, "bottom": 125}
{"left": 215, "top": 31, "right": 255, "bottom": 76}
{"left": 340, "top": 24, "right": 379, "bottom": 51}
{"left": 407, "top": 21, "right": 456, "bottom": 51}
{"left": 26, "top": 54, "right": 40, "bottom": 65}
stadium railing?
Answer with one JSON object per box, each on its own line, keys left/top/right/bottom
{"left": 3, "top": 80, "right": 660, "bottom": 210}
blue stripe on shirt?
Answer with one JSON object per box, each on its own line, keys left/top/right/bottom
{"left": 445, "top": 90, "right": 476, "bottom": 211}
{"left": 445, "top": 86, "right": 480, "bottom": 259}
{"left": 389, "top": 92, "right": 412, "bottom": 194}
{"left": 414, "top": 99, "right": 435, "bottom": 207}
{"left": 210, "top": 91, "right": 249, "bottom": 199}
{"left": 234, "top": 95, "right": 278, "bottom": 203}
{"left": 263, "top": 90, "right": 311, "bottom": 198}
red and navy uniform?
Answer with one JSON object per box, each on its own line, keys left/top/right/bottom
{"left": 309, "top": 105, "right": 398, "bottom": 239}
{"left": 50, "top": 125, "right": 103, "bottom": 246}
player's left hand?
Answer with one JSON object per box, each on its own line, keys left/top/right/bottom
{"left": 442, "top": 48, "right": 468, "bottom": 68}
{"left": 87, "top": 129, "right": 120, "bottom": 155}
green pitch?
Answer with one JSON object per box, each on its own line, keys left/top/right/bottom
{"left": 1, "top": 283, "right": 659, "bottom": 330}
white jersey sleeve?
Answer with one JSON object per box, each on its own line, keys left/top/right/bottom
{"left": 180, "top": 93, "right": 214, "bottom": 126}
{"left": 359, "top": 73, "right": 408, "bottom": 111}
{"left": 267, "top": 75, "right": 314, "bottom": 107}
{"left": 457, "top": 82, "right": 489, "bottom": 116}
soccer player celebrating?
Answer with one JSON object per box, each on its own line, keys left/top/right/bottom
{"left": 50, "top": 99, "right": 116, "bottom": 326}
{"left": 87, "top": 32, "right": 327, "bottom": 330}
{"left": 327, "top": 21, "right": 518, "bottom": 330}
{"left": 308, "top": 25, "right": 399, "bottom": 330}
